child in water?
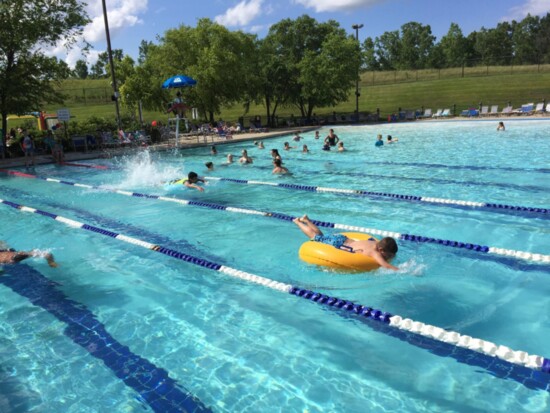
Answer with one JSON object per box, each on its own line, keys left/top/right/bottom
{"left": 293, "top": 215, "right": 398, "bottom": 270}
{"left": 168, "top": 172, "right": 206, "bottom": 192}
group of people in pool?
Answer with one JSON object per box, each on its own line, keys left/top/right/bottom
{"left": 186, "top": 129, "right": 348, "bottom": 184}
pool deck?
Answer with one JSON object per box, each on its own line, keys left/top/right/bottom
{"left": 0, "top": 126, "right": 318, "bottom": 169}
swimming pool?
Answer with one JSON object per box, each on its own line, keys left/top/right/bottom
{"left": 0, "top": 119, "right": 549, "bottom": 412}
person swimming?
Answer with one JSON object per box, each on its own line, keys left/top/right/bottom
{"left": 293, "top": 215, "right": 398, "bottom": 270}
{"left": 0, "top": 245, "right": 57, "bottom": 267}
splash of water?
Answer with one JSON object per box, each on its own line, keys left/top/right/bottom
{"left": 110, "top": 150, "right": 183, "bottom": 189}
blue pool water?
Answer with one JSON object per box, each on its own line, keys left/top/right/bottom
{"left": 0, "top": 119, "right": 549, "bottom": 412}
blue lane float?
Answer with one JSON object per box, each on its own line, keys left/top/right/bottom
{"left": 0, "top": 168, "right": 548, "bottom": 265}
{"left": 0, "top": 264, "right": 211, "bottom": 413}
{"left": 204, "top": 176, "right": 549, "bottom": 216}
{"left": 361, "top": 160, "right": 550, "bottom": 174}
{"left": 0, "top": 197, "right": 549, "bottom": 388}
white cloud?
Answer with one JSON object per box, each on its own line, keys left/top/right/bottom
{"left": 294, "top": 0, "right": 384, "bottom": 13}
{"left": 215, "top": 0, "right": 264, "bottom": 27}
{"left": 42, "top": 0, "right": 148, "bottom": 68}
{"left": 83, "top": 0, "right": 148, "bottom": 43}
{"left": 505, "top": 0, "right": 550, "bottom": 20}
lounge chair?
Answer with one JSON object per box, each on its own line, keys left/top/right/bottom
{"left": 101, "top": 132, "right": 119, "bottom": 148}
{"left": 432, "top": 109, "right": 443, "bottom": 118}
{"left": 489, "top": 105, "right": 499, "bottom": 116}
{"left": 422, "top": 108, "right": 432, "bottom": 118}
{"left": 534, "top": 102, "right": 544, "bottom": 113}
{"left": 546, "top": 103, "right": 550, "bottom": 113}
{"left": 501, "top": 106, "right": 513, "bottom": 116}
{"left": 460, "top": 109, "right": 469, "bottom": 117}
{"left": 479, "top": 106, "right": 489, "bottom": 116}
{"left": 441, "top": 108, "right": 451, "bottom": 117}
{"left": 520, "top": 103, "right": 535, "bottom": 115}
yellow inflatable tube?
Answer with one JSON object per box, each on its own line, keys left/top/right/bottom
{"left": 299, "top": 232, "right": 380, "bottom": 272}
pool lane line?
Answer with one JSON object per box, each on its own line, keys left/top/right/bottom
{"left": 61, "top": 162, "right": 109, "bottom": 170}
{"left": 0, "top": 266, "right": 211, "bottom": 413}
{"left": 0, "top": 168, "right": 548, "bottom": 265}
{"left": 361, "top": 160, "right": 550, "bottom": 174}
{"left": 204, "top": 176, "right": 549, "bottom": 216}
{"left": 254, "top": 160, "right": 549, "bottom": 194}
{"left": 1, "top": 197, "right": 549, "bottom": 382}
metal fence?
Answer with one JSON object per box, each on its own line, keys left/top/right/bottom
{"left": 362, "top": 63, "right": 550, "bottom": 86}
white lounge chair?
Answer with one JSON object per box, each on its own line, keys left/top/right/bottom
{"left": 546, "top": 103, "right": 550, "bottom": 113}
{"left": 489, "top": 105, "right": 499, "bottom": 116}
{"left": 534, "top": 102, "right": 544, "bottom": 113}
{"left": 441, "top": 108, "right": 451, "bottom": 117}
{"left": 501, "top": 106, "right": 513, "bottom": 116}
{"left": 432, "top": 109, "right": 443, "bottom": 118}
{"left": 480, "top": 106, "right": 489, "bottom": 116}
{"left": 422, "top": 108, "right": 432, "bottom": 118}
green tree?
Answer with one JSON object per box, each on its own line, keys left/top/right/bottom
{"left": 474, "top": 23, "right": 514, "bottom": 65}
{"left": 537, "top": 13, "right": 550, "bottom": 63}
{"left": 398, "top": 22, "right": 436, "bottom": 69}
{"left": 0, "top": 0, "right": 89, "bottom": 148}
{"left": 512, "top": 14, "right": 541, "bottom": 64}
{"left": 137, "top": 19, "right": 258, "bottom": 123}
{"left": 374, "top": 30, "right": 400, "bottom": 70}
{"left": 263, "top": 15, "right": 361, "bottom": 120}
{"left": 138, "top": 40, "right": 153, "bottom": 65}
{"left": 362, "top": 37, "right": 379, "bottom": 70}
{"left": 439, "top": 23, "right": 468, "bottom": 67}
{"left": 74, "top": 59, "right": 89, "bottom": 79}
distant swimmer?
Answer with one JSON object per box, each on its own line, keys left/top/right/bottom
{"left": 337, "top": 142, "right": 345, "bottom": 152}
{"left": 302, "top": 144, "right": 309, "bottom": 153}
{"left": 239, "top": 149, "right": 253, "bottom": 164}
{"left": 497, "top": 121, "right": 505, "bottom": 131}
{"left": 205, "top": 161, "right": 214, "bottom": 171}
{"left": 375, "top": 134, "right": 384, "bottom": 147}
{"left": 387, "top": 135, "right": 398, "bottom": 143}
{"left": 324, "top": 129, "right": 339, "bottom": 146}
{"left": 272, "top": 158, "right": 290, "bottom": 174}
{"left": 225, "top": 154, "right": 234, "bottom": 164}
{"left": 283, "top": 142, "right": 295, "bottom": 151}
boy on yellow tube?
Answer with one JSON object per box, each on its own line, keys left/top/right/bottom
{"left": 293, "top": 215, "right": 399, "bottom": 271}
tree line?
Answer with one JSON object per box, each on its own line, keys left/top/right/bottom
{"left": 362, "top": 14, "right": 550, "bottom": 70}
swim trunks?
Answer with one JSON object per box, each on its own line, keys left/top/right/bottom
{"left": 313, "top": 234, "right": 347, "bottom": 249}
{"left": 375, "top": 140, "right": 383, "bottom": 147}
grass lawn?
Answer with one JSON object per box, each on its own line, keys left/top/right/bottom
{"left": 35, "top": 71, "right": 550, "bottom": 128}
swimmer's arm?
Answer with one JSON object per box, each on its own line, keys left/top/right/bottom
{"left": 371, "top": 250, "right": 399, "bottom": 271}
{"left": 184, "top": 182, "right": 204, "bottom": 192}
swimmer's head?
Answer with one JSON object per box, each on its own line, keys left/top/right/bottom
{"left": 188, "top": 171, "right": 199, "bottom": 182}
{"left": 378, "top": 237, "right": 398, "bottom": 260}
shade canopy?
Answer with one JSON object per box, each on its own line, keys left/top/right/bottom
{"left": 162, "top": 75, "right": 197, "bottom": 89}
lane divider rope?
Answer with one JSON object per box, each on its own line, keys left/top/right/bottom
{"left": 1, "top": 197, "right": 548, "bottom": 377}
{"left": 1, "top": 169, "right": 548, "bottom": 264}
{"left": 205, "top": 176, "right": 548, "bottom": 215}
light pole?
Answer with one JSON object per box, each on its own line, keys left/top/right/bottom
{"left": 102, "top": 0, "right": 121, "bottom": 129}
{"left": 352, "top": 24, "right": 363, "bottom": 122}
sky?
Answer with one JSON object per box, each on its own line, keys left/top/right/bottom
{"left": 52, "top": 0, "right": 550, "bottom": 68}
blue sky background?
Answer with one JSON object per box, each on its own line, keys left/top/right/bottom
{"left": 51, "top": 0, "right": 550, "bottom": 67}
